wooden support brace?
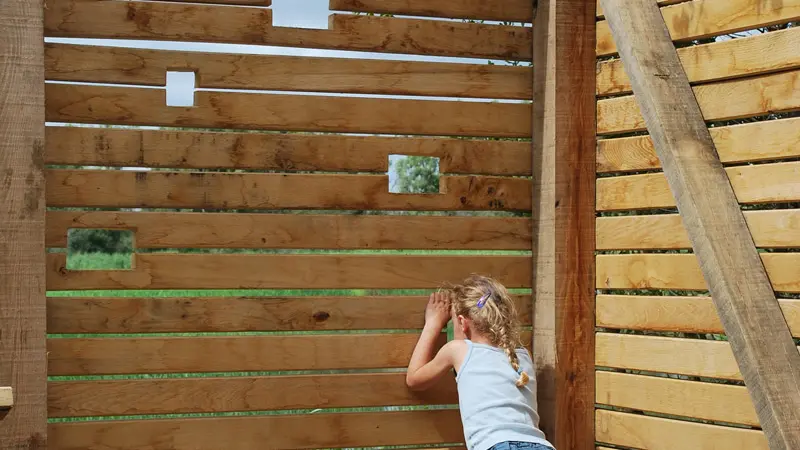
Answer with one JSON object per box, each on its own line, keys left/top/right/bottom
{"left": 0, "top": 388, "right": 13, "bottom": 410}
{"left": 599, "top": 1, "right": 800, "bottom": 449}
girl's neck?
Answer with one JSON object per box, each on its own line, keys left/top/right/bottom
{"left": 467, "top": 332, "right": 493, "bottom": 346}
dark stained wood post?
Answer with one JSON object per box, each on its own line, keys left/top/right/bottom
{"left": 599, "top": 1, "right": 800, "bottom": 448}
{"left": 0, "top": 0, "right": 48, "bottom": 447}
{"left": 531, "top": 0, "right": 596, "bottom": 448}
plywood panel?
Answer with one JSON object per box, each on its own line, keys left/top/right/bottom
{"left": 46, "top": 253, "right": 532, "bottom": 290}
{"left": 45, "top": 170, "right": 531, "bottom": 211}
{"left": 45, "top": 44, "right": 531, "bottom": 100}
{"left": 329, "top": 0, "right": 534, "bottom": 22}
{"left": 45, "top": 84, "right": 531, "bottom": 138}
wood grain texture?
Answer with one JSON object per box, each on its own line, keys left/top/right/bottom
{"left": 596, "top": 253, "right": 800, "bottom": 292}
{"left": 597, "top": 161, "right": 800, "bottom": 211}
{"left": 46, "top": 253, "right": 532, "bottom": 291}
{"left": 329, "top": 0, "right": 534, "bottom": 22}
{"left": 158, "top": 0, "right": 270, "bottom": 4}
{"left": 45, "top": 170, "right": 531, "bottom": 212}
{"left": 46, "top": 295, "right": 533, "bottom": 333}
{"left": 48, "top": 410, "right": 464, "bottom": 450}
{"left": 595, "top": 0, "right": 686, "bottom": 18}
{"left": 0, "top": 387, "right": 12, "bottom": 409}
{"left": 596, "top": 409, "right": 767, "bottom": 450}
{"left": 48, "top": 373, "right": 457, "bottom": 417}
{"left": 597, "top": 210, "right": 800, "bottom": 250}
{"left": 597, "top": 70, "right": 800, "bottom": 135}
{"left": 45, "top": 43, "right": 532, "bottom": 100}
{"left": 45, "top": 84, "right": 531, "bottom": 138}
{"left": 597, "top": 26, "right": 800, "bottom": 96}
{"left": 597, "top": 117, "right": 800, "bottom": 173}
{"left": 45, "top": 211, "right": 532, "bottom": 250}
{"left": 596, "top": 0, "right": 800, "bottom": 56}
{"left": 531, "top": 0, "right": 596, "bottom": 448}
{"left": 44, "top": 127, "right": 532, "bottom": 176}
{"left": 0, "top": 0, "right": 47, "bottom": 445}
{"left": 596, "top": 295, "right": 800, "bottom": 337}
{"left": 596, "top": 371, "right": 759, "bottom": 426}
{"left": 44, "top": 0, "right": 531, "bottom": 60}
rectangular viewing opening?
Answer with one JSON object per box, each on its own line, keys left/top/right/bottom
{"left": 67, "top": 229, "right": 134, "bottom": 270}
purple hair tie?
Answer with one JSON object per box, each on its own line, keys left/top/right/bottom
{"left": 476, "top": 288, "right": 494, "bottom": 308}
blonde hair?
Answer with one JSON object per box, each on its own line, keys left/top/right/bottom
{"left": 448, "top": 274, "right": 530, "bottom": 387}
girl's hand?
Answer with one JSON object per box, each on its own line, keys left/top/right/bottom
{"left": 424, "top": 292, "right": 451, "bottom": 328}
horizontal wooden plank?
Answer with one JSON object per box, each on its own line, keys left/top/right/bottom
{"left": 596, "top": 0, "right": 800, "bottom": 57}
{"left": 45, "top": 170, "right": 531, "bottom": 211}
{"left": 597, "top": 117, "right": 800, "bottom": 173}
{"left": 46, "top": 253, "right": 532, "bottom": 290}
{"left": 329, "top": 0, "right": 534, "bottom": 22}
{"left": 46, "top": 84, "right": 531, "bottom": 138}
{"left": 45, "top": 0, "right": 531, "bottom": 60}
{"left": 48, "top": 373, "right": 457, "bottom": 417}
{"left": 596, "top": 371, "right": 758, "bottom": 426}
{"left": 596, "top": 253, "right": 800, "bottom": 292}
{"left": 597, "top": 26, "right": 800, "bottom": 96}
{"left": 48, "top": 409, "right": 464, "bottom": 450}
{"left": 44, "top": 127, "right": 532, "bottom": 176}
{"left": 597, "top": 70, "right": 800, "bottom": 135}
{"left": 597, "top": 209, "right": 800, "bottom": 250}
{"left": 597, "top": 161, "right": 800, "bottom": 211}
{"left": 0, "top": 387, "right": 12, "bottom": 408}
{"left": 596, "top": 0, "right": 686, "bottom": 19}
{"left": 44, "top": 43, "right": 531, "bottom": 100}
{"left": 596, "top": 295, "right": 800, "bottom": 338}
{"left": 596, "top": 409, "right": 767, "bottom": 450}
{"left": 46, "top": 295, "right": 534, "bottom": 333}
{"left": 46, "top": 211, "right": 532, "bottom": 250}
{"left": 162, "top": 0, "right": 270, "bottom": 5}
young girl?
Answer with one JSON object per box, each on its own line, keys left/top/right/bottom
{"left": 406, "top": 275, "right": 554, "bottom": 450}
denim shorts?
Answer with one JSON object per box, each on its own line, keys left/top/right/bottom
{"left": 488, "top": 442, "right": 554, "bottom": 450}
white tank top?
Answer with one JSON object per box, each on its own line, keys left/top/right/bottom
{"left": 456, "top": 340, "right": 554, "bottom": 450}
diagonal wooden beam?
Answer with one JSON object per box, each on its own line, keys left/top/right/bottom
{"left": 598, "top": 1, "right": 800, "bottom": 449}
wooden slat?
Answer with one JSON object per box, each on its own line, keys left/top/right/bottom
{"left": 596, "top": 253, "right": 800, "bottom": 292}
{"left": 46, "top": 253, "right": 532, "bottom": 291}
{"left": 597, "top": 70, "right": 800, "bottom": 135}
{"left": 157, "top": 0, "right": 271, "bottom": 5}
{"left": 44, "top": 127, "right": 532, "bottom": 176}
{"left": 596, "top": 371, "right": 758, "bottom": 426}
{"left": 45, "top": 170, "right": 531, "bottom": 212}
{"left": 48, "top": 410, "right": 463, "bottom": 450}
{"left": 329, "top": 0, "right": 534, "bottom": 22}
{"left": 45, "top": 0, "right": 531, "bottom": 60}
{"left": 596, "top": 295, "right": 800, "bottom": 338}
{"left": 596, "top": 409, "right": 767, "bottom": 450}
{"left": 46, "top": 295, "right": 534, "bottom": 333}
{"left": 46, "top": 211, "right": 532, "bottom": 250}
{"left": 0, "top": 387, "right": 12, "bottom": 409}
{"left": 45, "top": 84, "right": 531, "bottom": 138}
{"left": 597, "top": 117, "right": 800, "bottom": 173}
{"left": 596, "top": 0, "right": 800, "bottom": 57}
{"left": 597, "top": 210, "right": 800, "bottom": 250}
{"left": 48, "top": 373, "right": 457, "bottom": 417}
{"left": 596, "top": 0, "right": 687, "bottom": 19}
{"left": 597, "top": 26, "right": 800, "bottom": 96}
{"left": 597, "top": 161, "right": 800, "bottom": 211}
{"left": 44, "top": 43, "right": 532, "bottom": 100}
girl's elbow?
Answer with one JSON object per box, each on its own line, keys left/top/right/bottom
{"left": 405, "top": 373, "right": 426, "bottom": 391}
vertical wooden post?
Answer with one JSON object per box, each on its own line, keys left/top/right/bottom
{"left": 531, "top": 0, "right": 596, "bottom": 449}
{"left": 0, "top": 0, "right": 48, "bottom": 448}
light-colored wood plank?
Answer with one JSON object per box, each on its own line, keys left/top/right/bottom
{"left": 0, "top": 387, "right": 12, "bottom": 409}
{"left": 597, "top": 70, "right": 800, "bottom": 135}
{"left": 46, "top": 211, "right": 532, "bottom": 250}
{"left": 596, "top": 409, "right": 767, "bottom": 450}
{"left": 46, "top": 253, "right": 532, "bottom": 291}
{"left": 45, "top": 170, "right": 531, "bottom": 212}
{"left": 329, "top": 0, "right": 534, "bottom": 22}
{"left": 44, "top": 0, "right": 531, "bottom": 60}
{"left": 597, "top": 26, "right": 800, "bottom": 96}
{"left": 596, "top": 0, "right": 800, "bottom": 57}
{"left": 0, "top": 0, "right": 47, "bottom": 444}
{"left": 48, "top": 410, "right": 464, "bottom": 450}
{"left": 45, "top": 43, "right": 532, "bottom": 100}
{"left": 596, "top": 253, "right": 800, "bottom": 292}
{"left": 596, "top": 371, "right": 759, "bottom": 426}
{"left": 157, "top": 0, "right": 271, "bottom": 5}
{"left": 597, "top": 161, "right": 800, "bottom": 211}
{"left": 597, "top": 117, "right": 800, "bottom": 173}
{"left": 597, "top": 210, "right": 800, "bottom": 250}
{"left": 596, "top": 0, "right": 687, "bottom": 19}
{"left": 45, "top": 84, "right": 531, "bottom": 138}
{"left": 46, "top": 295, "right": 533, "bottom": 333}
{"left": 44, "top": 127, "right": 532, "bottom": 176}
{"left": 596, "top": 295, "right": 800, "bottom": 338}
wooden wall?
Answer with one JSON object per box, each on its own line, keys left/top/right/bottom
{"left": 594, "top": 0, "right": 800, "bottom": 448}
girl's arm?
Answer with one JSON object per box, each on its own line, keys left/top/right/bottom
{"left": 406, "top": 292, "right": 461, "bottom": 391}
